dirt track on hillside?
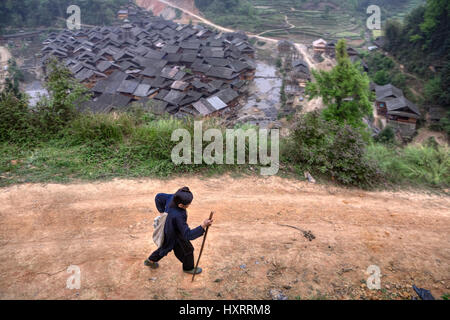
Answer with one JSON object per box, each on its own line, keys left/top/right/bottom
{"left": 0, "top": 176, "right": 449, "bottom": 300}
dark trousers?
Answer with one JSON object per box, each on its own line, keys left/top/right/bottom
{"left": 149, "top": 237, "right": 195, "bottom": 271}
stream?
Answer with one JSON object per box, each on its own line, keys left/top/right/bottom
{"left": 236, "top": 61, "right": 282, "bottom": 128}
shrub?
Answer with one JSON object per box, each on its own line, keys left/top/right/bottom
{"left": 284, "top": 111, "right": 383, "bottom": 187}
{"left": 374, "top": 126, "right": 396, "bottom": 145}
{"left": 37, "top": 59, "right": 89, "bottom": 135}
{"left": 0, "top": 90, "right": 35, "bottom": 143}
{"left": 373, "top": 70, "right": 390, "bottom": 85}
{"left": 64, "top": 113, "right": 135, "bottom": 146}
{"left": 367, "top": 144, "right": 450, "bottom": 186}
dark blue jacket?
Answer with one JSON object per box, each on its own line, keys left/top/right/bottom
{"left": 155, "top": 193, "right": 205, "bottom": 257}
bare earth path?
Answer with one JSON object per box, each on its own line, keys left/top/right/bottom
{"left": 0, "top": 176, "right": 449, "bottom": 300}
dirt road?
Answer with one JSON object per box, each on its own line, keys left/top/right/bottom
{"left": 154, "top": 0, "right": 235, "bottom": 33}
{"left": 0, "top": 176, "right": 449, "bottom": 300}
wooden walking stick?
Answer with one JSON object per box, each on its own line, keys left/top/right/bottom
{"left": 192, "top": 211, "right": 214, "bottom": 282}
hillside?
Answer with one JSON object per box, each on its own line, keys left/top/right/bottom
{"left": 192, "top": 0, "right": 425, "bottom": 44}
{"left": 0, "top": 0, "right": 129, "bottom": 31}
{"left": 136, "top": 0, "right": 199, "bottom": 22}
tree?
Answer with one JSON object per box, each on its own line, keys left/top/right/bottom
{"left": 384, "top": 20, "right": 403, "bottom": 51}
{"left": 284, "top": 111, "right": 382, "bottom": 187}
{"left": 0, "top": 89, "right": 34, "bottom": 142}
{"left": 37, "top": 59, "right": 89, "bottom": 134}
{"left": 0, "top": 0, "right": 130, "bottom": 29}
{"left": 373, "top": 70, "right": 390, "bottom": 85}
{"left": 305, "top": 40, "right": 373, "bottom": 129}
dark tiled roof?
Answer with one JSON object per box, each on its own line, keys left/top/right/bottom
{"left": 386, "top": 96, "right": 420, "bottom": 116}
{"left": 96, "top": 60, "right": 118, "bottom": 73}
{"left": 150, "top": 76, "right": 173, "bottom": 88}
{"left": 133, "top": 84, "right": 152, "bottom": 97}
{"left": 163, "top": 45, "right": 180, "bottom": 54}
{"left": 154, "top": 89, "right": 169, "bottom": 100}
{"left": 165, "top": 53, "right": 182, "bottom": 63}
{"left": 92, "top": 93, "right": 132, "bottom": 112}
{"left": 205, "top": 58, "right": 229, "bottom": 67}
{"left": 214, "top": 88, "right": 239, "bottom": 104}
{"left": 171, "top": 80, "right": 189, "bottom": 91}
{"left": 140, "top": 66, "right": 162, "bottom": 77}
{"left": 376, "top": 84, "right": 404, "bottom": 101}
{"left": 192, "top": 98, "right": 216, "bottom": 115}
{"left": 163, "top": 89, "right": 186, "bottom": 105}
{"left": 117, "top": 80, "right": 139, "bottom": 94}
{"left": 181, "top": 53, "right": 198, "bottom": 63}
{"left": 206, "top": 67, "right": 236, "bottom": 80}
{"left": 160, "top": 66, "right": 185, "bottom": 80}
{"left": 191, "top": 62, "right": 211, "bottom": 74}
{"left": 180, "top": 41, "right": 201, "bottom": 50}
{"left": 42, "top": 9, "right": 254, "bottom": 114}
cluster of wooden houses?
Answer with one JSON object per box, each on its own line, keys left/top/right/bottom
{"left": 312, "top": 38, "right": 368, "bottom": 70}
{"left": 313, "top": 38, "right": 359, "bottom": 57}
{"left": 311, "top": 38, "right": 422, "bottom": 137}
{"left": 40, "top": 10, "right": 256, "bottom": 117}
{"left": 277, "top": 39, "right": 311, "bottom": 104}
{"left": 372, "top": 83, "right": 421, "bottom": 137}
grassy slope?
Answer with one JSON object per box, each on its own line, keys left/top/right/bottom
{"left": 0, "top": 113, "right": 448, "bottom": 190}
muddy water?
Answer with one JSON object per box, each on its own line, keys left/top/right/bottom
{"left": 237, "top": 62, "right": 282, "bottom": 128}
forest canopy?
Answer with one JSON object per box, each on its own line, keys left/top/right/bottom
{"left": 0, "top": 0, "right": 129, "bottom": 31}
{"left": 384, "top": 0, "right": 449, "bottom": 106}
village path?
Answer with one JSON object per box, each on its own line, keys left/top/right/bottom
{"left": 0, "top": 176, "right": 449, "bottom": 299}
{"left": 155, "top": 0, "right": 235, "bottom": 33}
{"left": 256, "top": 15, "right": 296, "bottom": 37}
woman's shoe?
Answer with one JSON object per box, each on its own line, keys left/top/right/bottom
{"left": 144, "top": 259, "right": 159, "bottom": 269}
{"left": 184, "top": 267, "right": 202, "bottom": 275}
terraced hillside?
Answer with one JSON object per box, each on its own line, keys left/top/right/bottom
{"left": 201, "top": 0, "right": 425, "bottom": 45}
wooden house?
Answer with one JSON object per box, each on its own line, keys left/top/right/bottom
{"left": 375, "top": 84, "right": 404, "bottom": 116}
{"left": 117, "top": 9, "right": 129, "bottom": 20}
{"left": 386, "top": 96, "right": 421, "bottom": 125}
{"left": 313, "top": 39, "right": 327, "bottom": 54}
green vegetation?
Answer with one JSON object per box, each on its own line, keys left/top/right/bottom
{"left": 0, "top": 0, "right": 128, "bottom": 31}
{"left": 283, "top": 111, "right": 383, "bottom": 188}
{"left": 38, "top": 60, "right": 91, "bottom": 135}
{"left": 306, "top": 40, "right": 373, "bottom": 130}
{"left": 384, "top": 0, "right": 449, "bottom": 131}
{"left": 367, "top": 143, "right": 449, "bottom": 187}
{"left": 196, "top": 0, "right": 423, "bottom": 43}
{"left": 374, "top": 126, "right": 396, "bottom": 145}
{"left": 175, "top": 8, "right": 183, "bottom": 20}
{"left": 363, "top": 51, "right": 416, "bottom": 101}
{"left": 0, "top": 89, "right": 34, "bottom": 144}
{"left": 3, "top": 59, "right": 25, "bottom": 97}
{"left": 195, "top": 0, "right": 262, "bottom": 32}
